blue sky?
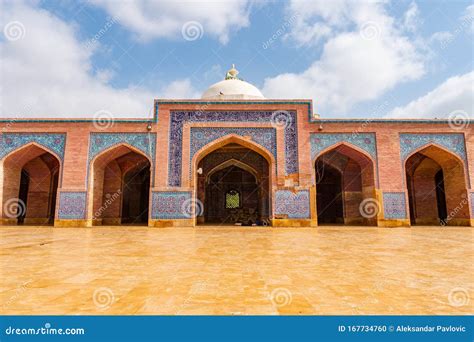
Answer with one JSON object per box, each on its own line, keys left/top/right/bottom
{"left": 1, "top": 0, "right": 473, "bottom": 119}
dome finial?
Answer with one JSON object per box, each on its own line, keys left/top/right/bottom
{"left": 225, "top": 64, "right": 240, "bottom": 80}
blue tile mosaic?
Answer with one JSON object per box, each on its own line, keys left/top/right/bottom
{"left": 1, "top": 133, "right": 66, "bottom": 160}
{"left": 274, "top": 190, "right": 310, "bottom": 219}
{"left": 151, "top": 191, "right": 192, "bottom": 219}
{"left": 88, "top": 132, "right": 156, "bottom": 163}
{"left": 382, "top": 192, "right": 407, "bottom": 220}
{"left": 399, "top": 133, "right": 467, "bottom": 162}
{"left": 189, "top": 127, "right": 276, "bottom": 177}
{"left": 58, "top": 192, "right": 87, "bottom": 219}
{"left": 310, "top": 133, "right": 377, "bottom": 160}
{"left": 168, "top": 110, "right": 298, "bottom": 186}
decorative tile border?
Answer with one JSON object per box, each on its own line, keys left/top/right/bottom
{"left": 382, "top": 192, "right": 407, "bottom": 220}
{"left": 1, "top": 133, "right": 66, "bottom": 160}
{"left": 151, "top": 191, "right": 192, "bottom": 219}
{"left": 156, "top": 100, "right": 312, "bottom": 122}
{"left": 58, "top": 192, "right": 87, "bottom": 219}
{"left": 189, "top": 127, "right": 276, "bottom": 178}
{"left": 310, "top": 133, "right": 377, "bottom": 160}
{"left": 399, "top": 133, "right": 467, "bottom": 162}
{"left": 168, "top": 110, "right": 298, "bottom": 186}
{"left": 274, "top": 190, "right": 310, "bottom": 219}
{"left": 89, "top": 132, "right": 156, "bottom": 163}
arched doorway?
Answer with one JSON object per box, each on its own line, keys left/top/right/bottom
{"left": 315, "top": 144, "right": 377, "bottom": 226}
{"left": 1, "top": 144, "right": 60, "bottom": 225}
{"left": 195, "top": 142, "right": 271, "bottom": 225}
{"left": 405, "top": 145, "right": 469, "bottom": 226}
{"left": 90, "top": 145, "right": 151, "bottom": 226}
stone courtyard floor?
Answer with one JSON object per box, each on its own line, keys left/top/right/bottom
{"left": 0, "top": 226, "right": 472, "bottom": 315}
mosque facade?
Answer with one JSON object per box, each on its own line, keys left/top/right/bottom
{"left": 1, "top": 66, "right": 473, "bottom": 228}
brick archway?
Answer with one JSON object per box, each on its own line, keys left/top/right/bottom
{"left": 1, "top": 143, "right": 61, "bottom": 225}
{"left": 88, "top": 143, "right": 152, "bottom": 226}
{"left": 192, "top": 135, "right": 274, "bottom": 226}
{"left": 405, "top": 144, "right": 470, "bottom": 226}
{"left": 314, "top": 143, "right": 377, "bottom": 226}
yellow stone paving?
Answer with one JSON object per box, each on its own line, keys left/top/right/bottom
{"left": 0, "top": 226, "right": 472, "bottom": 315}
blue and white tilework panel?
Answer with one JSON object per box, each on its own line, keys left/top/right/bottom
{"left": 274, "top": 190, "right": 310, "bottom": 219}
{"left": 399, "top": 133, "right": 467, "bottom": 162}
{"left": 1, "top": 133, "right": 66, "bottom": 160}
{"left": 168, "top": 110, "right": 298, "bottom": 186}
{"left": 310, "top": 133, "right": 377, "bottom": 160}
{"left": 88, "top": 133, "right": 156, "bottom": 163}
{"left": 382, "top": 192, "right": 407, "bottom": 220}
{"left": 151, "top": 191, "right": 192, "bottom": 219}
{"left": 58, "top": 192, "right": 87, "bottom": 219}
{"left": 190, "top": 126, "right": 276, "bottom": 162}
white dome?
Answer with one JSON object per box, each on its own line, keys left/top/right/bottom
{"left": 201, "top": 65, "right": 264, "bottom": 100}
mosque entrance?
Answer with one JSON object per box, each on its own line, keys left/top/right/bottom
{"left": 405, "top": 145, "right": 469, "bottom": 226}
{"left": 196, "top": 143, "right": 270, "bottom": 226}
{"left": 90, "top": 145, "right": 150, "bottom": 226}
{"left": 1, "top": 144, "right": 60, "bottom": 225}
{"left": 315, "top": 144, "right": 377, "bottom": 226}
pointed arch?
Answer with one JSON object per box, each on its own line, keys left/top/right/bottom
{"left": 192, "top": 134, "right": 274, "bottom": 226}
{"left": 1, "top": 142, "right": 61, "bottom": 225}
{"left": 314, "top": 142, "right": 377, "bottom": 226}
{"left": 87, "top": 143, "right": 152, "bottom": 226}
{"left": 205, "top": 158, "right": 260, "bottom": 184}
{"left": 191, "top": 134, "right": 276, "bottom": 187}
{"left": 404, "top": 143, "right": 470, "bottom": 226}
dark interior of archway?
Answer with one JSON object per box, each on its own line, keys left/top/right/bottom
{"left": 206, "top": 165, "right": 259, "bottom": 224}
{"left": 16, "top": 152, "right": 59, "bottom": 225}
{"left": 406, "top": 153, "right": 448, "bottom": 225}
{"left": 17, "top": 170, "right": 29, "bottom": 224}
{"left": 316, "top": 160, "right": 344, "bottom": 224}
{"left": 197, "top": 143, "right": 270, "bottom": 226}
{"left": 121, "top": 163, "right": 150, "bottom": 224}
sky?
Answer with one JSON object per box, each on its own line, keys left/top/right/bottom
{"left": 0, "top": 0, "right": 473, "bottom": 119}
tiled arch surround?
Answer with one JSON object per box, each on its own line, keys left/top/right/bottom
{"left": 167, "top": 110, "right": 299, "bottom": 187}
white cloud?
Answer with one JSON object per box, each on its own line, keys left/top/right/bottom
{"left": 160, "top": 79, "right": 200, "bottom": 99}
{"left": 402, "top": 2, "right": 420, "bottom": 33}
{"left": 263, "top": 0, "right": 425, "bottom": 115}
{"left": 387, "top": 71, "right": 474, "bottom": 118}
{"left": 0, "top": 2, "right": 197, "bottom": 118}
{"left": 462, "top": 4, "right": 474, "bottom": 33}
{"left": 90, "top": 0, "right": 252, "bottom": 44}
